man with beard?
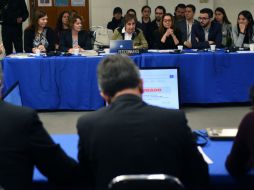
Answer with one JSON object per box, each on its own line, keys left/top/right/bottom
{"left": 191, "top": 8, "right": 222, "bottom": 49}
{"left": 151, "top": 6, "right": 166, "bottom": 33}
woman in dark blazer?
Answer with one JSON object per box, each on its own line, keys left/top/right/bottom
{"left": 59, "top": 14, "right": 92, "bottom": 52}
{"left": 153, "top": 13, "right": 181, "bottom": 49}
{"left": 24, "top": 9, "right": 55, "bottom": 53}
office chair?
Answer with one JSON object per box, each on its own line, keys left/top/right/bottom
{"left": 108, "top": 174, "right": 185, "bottom": 190}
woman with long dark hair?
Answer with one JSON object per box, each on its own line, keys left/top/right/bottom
{"left": 214, "top": 7, "right": 232, "bottom": 47}
{"left": 232, "top": 10, "right": 254, "bottom": 47}
{"left": 24, "top": 9, "right": 55, "bottom": 53}
{"left": 153, "top": 13, "right": 181, "bottom": 49}
{"left": 55, "top": 11, "right": 70, "bottom": 50}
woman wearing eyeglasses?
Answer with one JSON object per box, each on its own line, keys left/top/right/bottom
{"left": 152, "top": 13, "right": 181, "bottom": 49}
{"left": 232, "top": 10, "right": 254, "bottom": 48}
{"left": 112, "top": 13, "right": 148, "bottom": 49}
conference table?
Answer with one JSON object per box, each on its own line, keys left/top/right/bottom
{"left": 2, "top": 51, "right": 254, "bottom": 110}
{"left": 32, "top": 134, "right": 245, "bottom": 190}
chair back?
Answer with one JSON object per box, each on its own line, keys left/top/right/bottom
{"left": 108, "top": 174, "right": 185, "bottom": 190}
{"left": 90, "top": 26, "right": 113, "bottom": 49}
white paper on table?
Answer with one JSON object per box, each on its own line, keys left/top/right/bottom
{"left": 236, "top": 51, "right": 254, "bottom": 53}
{"left": 197, "top": 146, "right": 213, "bottom": 164}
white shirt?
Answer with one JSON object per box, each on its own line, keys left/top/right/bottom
{"left": 186, "top": 20, "right": 194, "bottom": 42}
{"left": 122, "top": 27, "right": 132, "bottom": 40}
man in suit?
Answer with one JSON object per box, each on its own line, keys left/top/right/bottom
{"left": 176, "top": 4, "right": 198, "bottom": 48}
{"left": 77, "top": 54, "right": 209, "bottom": 190}
{"left": 0, "top": 71, "right": 81, "bottom": 190}
{"left": 191, "top": 8, "right": 222, "bottom": 49}
{"left": 0, "top": 0, "right": 29, "bottom": 55}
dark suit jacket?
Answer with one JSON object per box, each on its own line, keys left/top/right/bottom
{"left": 1, "top": 0, "right": 28, "bottom": 26}
{"left": 0, "top": 101, "right": 80, "bottom": 190}
{"left": 77, "top": 94, "right": 209, "bottom": 190}
{"left": 191, "top": 22, "right": 222, "bottom": 49}
{"left": 24, "top": 26, "right": 56, "bottom": 53}
{"left": 59, "top": 30, "right": 92, "bottom": 52}
{"left": 175, "top": 19, "right": 198, "bottom": 45}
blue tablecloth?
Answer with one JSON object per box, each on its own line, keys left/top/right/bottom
{"left": 33, "top": 134, "right": 240, "bottom": 190}
{"left": 141, "top": 52, "right": 254, "bottom": 103}
{"left": 2, "top": 52, "right": 254, "bottom": 110}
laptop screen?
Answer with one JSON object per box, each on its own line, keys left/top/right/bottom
{"left": 110, "top": 40, "right": 133, "bottom": 53}
{"left": 2, "top": 81, "right": 23, "bottom": 106}
{"left": 140, "top": 67, "right": 180, "bottom": 109}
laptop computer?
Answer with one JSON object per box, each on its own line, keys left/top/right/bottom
{"left": 2, "top": 81, "right": 23, "bottom": 106}
{"left": 110, "top": 40, "right": 133, "bottom": 53}
{"left": 140, "top": 67, "right": 180, "bottom": 109}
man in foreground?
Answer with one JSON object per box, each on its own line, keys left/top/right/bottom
{"left": 77, "top": 54, "right": 209, "bottom": 190}
{"left": 0, "top": 71, "right": 80, "bottom": 189}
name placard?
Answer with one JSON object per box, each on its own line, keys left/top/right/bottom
{"left": 117, "top": 49, "right": 141, "bottom": 55}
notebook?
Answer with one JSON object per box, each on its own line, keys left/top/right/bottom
{"left": 110, "top": 40, "right": 133, "bottom": 53}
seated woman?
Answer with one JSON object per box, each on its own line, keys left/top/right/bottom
{"left": 226, "top": 86, "right": 254, "bottom": 179}
{"left": 232, "top": 10, "right": 254, "bottom": 48}
{"left": 59, "top": 14, "right": 92, "bottom": 53}
{"left": 24, "top": 9, "right": 55, "bottom": 53}
{"left": 55, "top": 11, "right": 70, "bottom": 50}
{"left": 111, "top": 13, "right": 148, "bottom": 49}
{"left": 153, "top": 13, "right": 181, "bottom": 49}
{"left": 214, "top": 7, "right": 232, "bottom": 47}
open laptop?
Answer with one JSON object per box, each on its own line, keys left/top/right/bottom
{"left": 110, "top": 40, "right": 133, "bottom": 53}
{"left": 140, "top": 67, "right": 180, "bottom": 109}
{"left": 2, "top": 81, "right": 23, "bottom": 106}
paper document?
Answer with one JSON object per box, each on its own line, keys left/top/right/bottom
{"left": 207, "top": 128, "right": 238, "bottom": 139}
{"left": 197, "top": 146, "right": 213, "bottom": 164}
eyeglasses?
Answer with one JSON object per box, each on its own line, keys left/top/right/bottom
{"left": 198, "top": 17, "right": 210, "bottom": 21}
{"left": 163, "top": 19, "right": 172, "bottom": 22}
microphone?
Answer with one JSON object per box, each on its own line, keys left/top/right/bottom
{"left": 131, "top": 31, "right": 137, "bottom": 40}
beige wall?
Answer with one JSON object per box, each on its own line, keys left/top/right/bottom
{"left": 89, "top": 0, "right": 253, "bottom": 27}
{"left": 0, "top": 0, "right": 253, "bottom": 42}
{"left": 214, "top": 0, "right": 254, "bottom": 26}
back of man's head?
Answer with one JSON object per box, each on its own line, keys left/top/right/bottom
{"left": 97, "top": 55, "right": 140, "bottom": 97}
{"left": 200, "top": 8, "right": 213, "bottom": 18}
